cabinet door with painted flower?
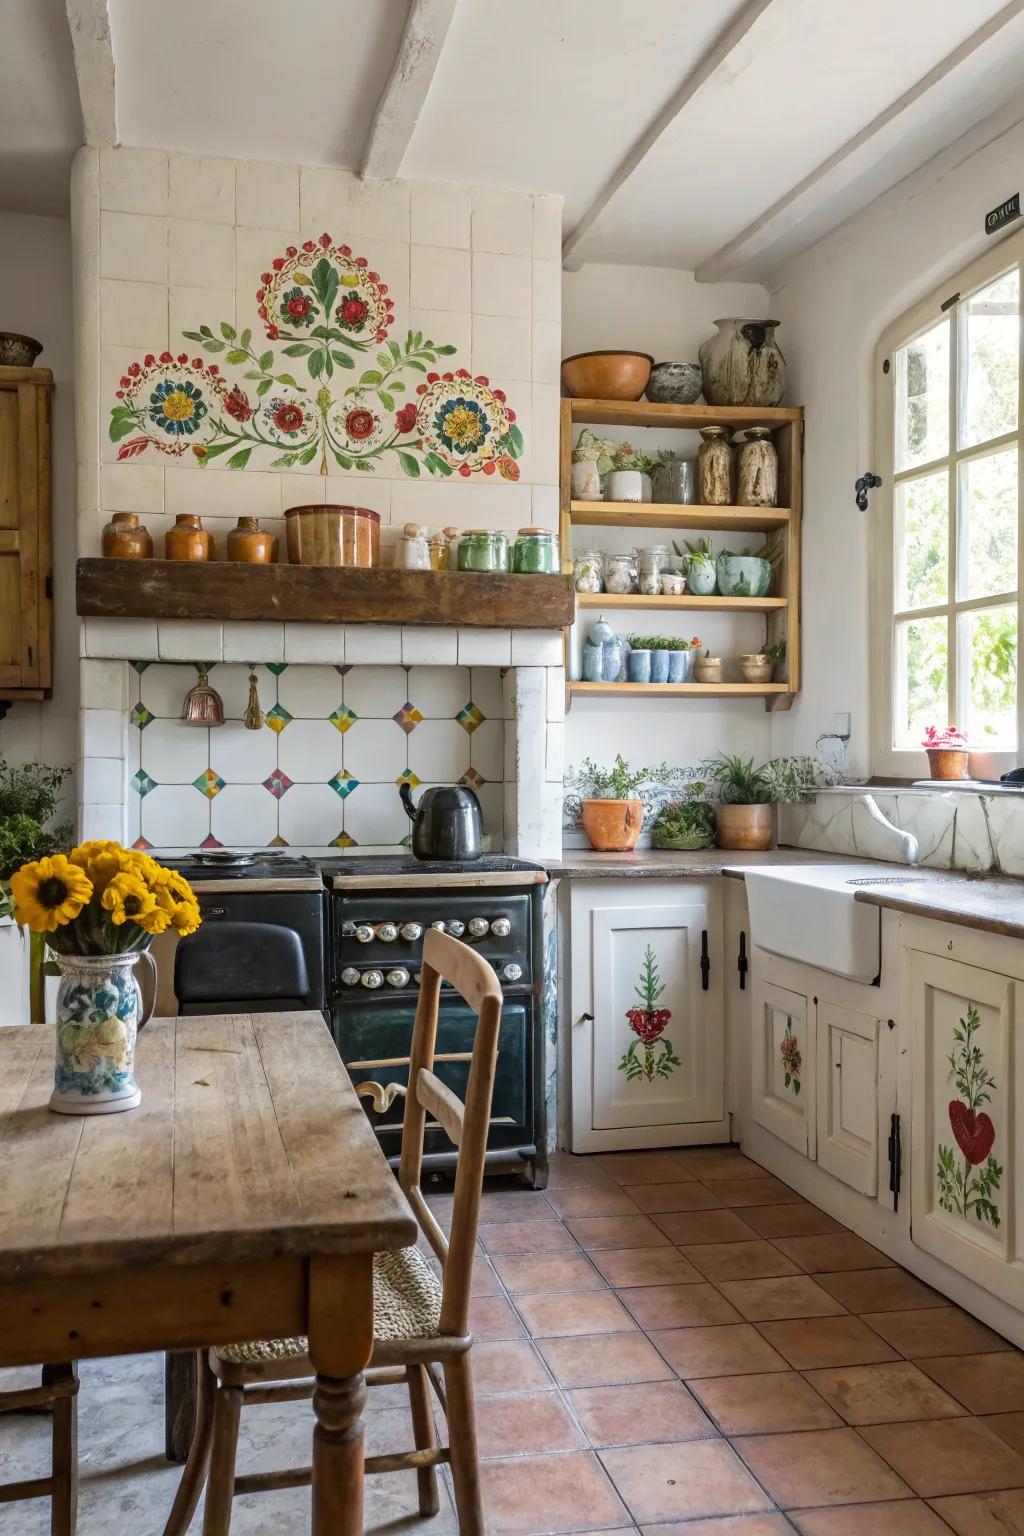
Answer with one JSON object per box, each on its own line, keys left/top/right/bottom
{"left": 750, "top": 978, "right": 816, "bottom": 1156}
{"left": 909, "top": 951, "right": 1022, "bottom": 1309}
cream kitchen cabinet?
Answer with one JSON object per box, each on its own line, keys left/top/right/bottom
{"left": 751, "top": 979, "right": 816, "bottom": 1157}
{"left": 816, "top": 1001, "right": 883, "bottom": 1198}
{"left": 568, "top": 880, "right": 727, "bottom": 1151}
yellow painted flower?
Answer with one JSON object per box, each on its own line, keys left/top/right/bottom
{"left": 100, "top": 871, "right": 157, "bottom": 927}
{"left": 12, "top": 855, "right": 93, "bottom": 933}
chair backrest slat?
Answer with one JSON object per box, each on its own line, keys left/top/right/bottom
{"left": 416, "top": 1069, "right": 465, "bottom": 1148}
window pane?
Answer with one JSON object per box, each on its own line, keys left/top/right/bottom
{"left": 895, "top": 470, "right": 948, "bottom": 609}
{"left": 960, "top": 603, "right": 1017, "bottom": 750}
{"left": 895, "top": 318, "right": 949, "bottom": 471}
{"left": 895, "top": 615, "right": 947, "bottom": 746}
{"left": 960, "top": 267, "right": 1019, "bottom": 449}
{"left": 960, "top": 447, "right": 1018, "bottom": 601}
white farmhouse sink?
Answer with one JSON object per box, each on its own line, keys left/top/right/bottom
{"left": 741, "top": 862, "right": 911, "bottom": 982}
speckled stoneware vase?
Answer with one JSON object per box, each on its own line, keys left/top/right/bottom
{"left": 50, "top": 952, "right": 156, "bottom": 1115}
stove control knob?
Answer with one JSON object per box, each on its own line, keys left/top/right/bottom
{"left": 386, "top": 967, "right": 410, "bottom": 988}
{"left": 360, "top": 969, "right": 383, "bottom": 989}
{"left": 502, "top": 962, "right": 523, "bottom": 982}
{"left": 400, "top": 922, "right": 423, "bottom": 942}
{"left": 468, "top": 917, "right": 489, "bottom": 938}
{"left": 340, "top": 966, "right": 361, "bottom": 987}
{"left": 378, "top": 922, "right": 398, "bottom": 943}
{"left": 447, "top": 918, "right": 466, "bottom": 938}
{"left": 341, "top": 921, "right": 357, "bottom": 938}
{"left": 490, "top": 916, "right": 512, "bottom": 937}
{"left": 355, "top": 924, "right": 374, "bottom": 944}
{"left": 431, "top": 920, "right": 446, "bottom": 932}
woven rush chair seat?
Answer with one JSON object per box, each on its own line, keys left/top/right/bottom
{"left": 218, "top": 1247, "right": 441, "bottom": 1365}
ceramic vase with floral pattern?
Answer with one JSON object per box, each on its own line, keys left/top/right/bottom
{"left": 50, "top": 951, "right": 156, "bottom": 1115}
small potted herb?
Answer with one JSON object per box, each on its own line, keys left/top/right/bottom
{"left": 652, "top": 800, "right": 716, "bottom": 851}
{"left": 703, "top": 753, "right": 831, "bottom": 850}
{"left": 627, "top": 635, "right": 700, "bottom": 684}
{"left": 676, "top": 537, "right": 716, "bottom": 596}
{"left": 922, "top": 725, "right": 970, "bottom": 781}
{"left": 575, "top": 755, "right": 665, "bottom": 851}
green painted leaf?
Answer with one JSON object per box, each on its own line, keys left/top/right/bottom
{"left": 378, "top": 390, "right": 395, "bottom": 411}
{"left": 388, "top": 340, "right": 401, "bottom": 362}
{"left": 354, "top": 459, "right": 374, "bottom": 471}
{"left": 274, "top": 373, "right": 301, "bottom": 387}
{"left": 507, "top": 424, "right": 525, "bottom": 455}
{"left": 332, "top": 448, "right": 353, "bottom": 470}
{"left": 243, "top": 369, "right": 262, "bottom": 380}
{"left": 226, "top": 349, "right": 249, "bottom": 364}
{"left": 220, "top": 322, "right": 236, "bottom": 341}
{"left": 282, "top": 343, "right": 312, "bottom": 357}
{"left": 308, "top": 352, "right": 323, "bottom": 379}
{"left": 360, "top": 370, "right": 382, "bottom": 385}
{"left": 390, "top": 380, "right": 405, "bottom": 393}
{"left": 182, "top": 330, "right": 204, "bottom": 343}
{"left": 226, "top": 447, "right": 252, "bottom": 469}
{"left": 199, "top": 324, "right": 214, "bottom": 337}
{"left": 202, "top": 338, "right": 225, "bottom": 352}
{"left": 108, "top": 410, "right": 137, "bottom": 442}
{"left": 257, "top": 378, "right": 273, "bottom": 397}
{"left": 377, "top": 352, "right": 391, "bottom": 369}
{"left": 298, "top": 444, "right": 319, "bottom": 465}
{"left": 411, "top": 331, "right": 423, "bottom": 349}
{"left": 330, "top": 350, "right": 354, "bottom": 369}
{"left": 436, "top": 344, "right": 457, "bottom": 356}
{"left": 258, "top": 351, "right": 273, "bottom": 371}
{"left": 196, "top": 439, "right": 239, "bottom": 460}
{"left": 397, "top": 451, "right": 421, "bottom": 478}
{"left": 239, "top": 328, "right": 252, "bottom": 350}
{"left": 405, "top": 358, "right": 426, "bottom": 372}
{"left": 269, "top": 452, "right": 299, "bottom": 468}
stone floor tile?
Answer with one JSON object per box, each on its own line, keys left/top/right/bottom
{"left": 515, "top": 1289, "right": 636, "bottom": 1338}
{"left": 491, "top": 1252, "right": 607, "bottom": 1294}
{"left": 470, "top": 1390, "right": 587, "bottom": 1459}
{"left": 813, "top": 1268, "right": 946, "bottom": 1313}
{"left": 589, "top": 1246, "right": 703, "bottom": 1289}
{"left": 743, "top": 1206, "right": 845, "bottom": 1239}
{"left": 756, "top": 1317, "right": 900, "bottom": 1370}
{"left": 653, "top": 1210, "right": 760, "bottom": 1246}
{"left": 771, "top": 1234, "right": 893, "bottom": 1273}
{"left": 620, "top": 1282, "right": 743, "bottom": 1330}
{"left": 651, "top": 1324, "right": 789, "bottom": 1380}
{"left": 471, "top": 1339, "right": 555, "bottom": 1395}
{"left": 566, "top": 1215, "right": 672, "bottom": 1251}
{"left": 788, "top": 1501, "right": 949, "bottom": 1534}
{"left": 861, "top": 1307, "right": 1013, "bottom": 1359}
{"left": 718, "top": 1276, "right": 846, "bottom": 1322}
{"left": 568, "top": 1379, "right": 716, "bottom": 1448}
{"left": 690, "top": 1372, "right": 841, "bottom": 1435}
{"left": 682, "top": 1241, "right": 801, "bottom": 1283}
{"left": 538, "top": 1331, "right": 673, "bottom": 1389}
{"left": 478, "top": 1218, "right": 578, "bottom": 1254}
{"left": 982, "top": 1411, "right": 1024, "bottom": 1455}
{"left": 919, "top": 1351, "right": 1024, "bottom": 1415}
{"left": 928, "top": 1488, "right": 1024, "bottom": 1534}
{"left": 702, "top": 1178, "right": 805, "bottom": 1208}
{"left": 804, "top": 1361, "right": 966, "bottom": 1424}
{"left": 469, "top": 1293, "right": 527, "bottom": 1340}
{"left": 545, "top": 1186, "right": 642, "bottom": 1219}
{"left": 859, "top": 1416, "right": 1024, "bottom": 1496}
{"left": 596, "top": 1152, "right": 698, "bottom": 1185}
{"left": 624, "top": 1181, "right": 723, "bottom": 1213}
{"left": 480, "top": 1450, "right": 629, "bottom": 1534}
{"left": 733, "top": 1427, "right": 911, "bottom": 1508}
{"left": 600, "top": 1439, "right": 772, "bottom": 1524}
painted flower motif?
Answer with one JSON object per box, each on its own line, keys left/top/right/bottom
{"left": 498, "top": 455, "right": 520, "bottom": 481}
{"left": 261, "top": 397, "right": 313, "bottom": 443}
{"left": 280, "top": 286, "right": 315, "bottom": 326}
{"left": 257, "top": 238, "right": 390, "bottom": 342}
{"left": 149, "top": 378, "right": 207, "bottom": 436}
{"left": 416, "top": 377, "right": 511, "bottom": 473}
{"left": 333, "top": 403, "right": 385, "bottom": 451}
{"left": 395, "top": 403, "right": 418, "bottom": 435}
{"left": 110, "top": 356, "right": 223, "bottom": 459}
{"left": 335, "top": 294, "right": 368, "bottom": 330}
{"left": 223, "top": 387, "right": 252, "bottom": 422}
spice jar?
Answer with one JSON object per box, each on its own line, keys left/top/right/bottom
{"left": 513, "top": 528, "right": 559, "bottom": 574}
{"left": 428, "top": 527, "right": 456, "bottom": 571}
{"left": 396, "top": 523, "right": 432, "bottom": 571}
{"left": 603, "top": 552, "right": 636, "bottom": 595}
{"left": 635, "top": 544, "right": 667, "bottom": 596}
{"left": 697, "top": 425, "right": 733, "bottom": 506}
{"left": 165, "top": 513, "right": 213, "bottom": 561}
{"left": 102, "top": 511, "right": 153, "bottom": 559}
{"left": 456, "top": 529, "right": 509, "bottom": 572}
{"left": 227, "top": 516, "right": 277, "bottom": 564}
{"left": 573, "top": 549, "right": 604, "bottom": 594}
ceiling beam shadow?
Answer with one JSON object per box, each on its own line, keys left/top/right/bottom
{"left": 65, "top": 0, "right": 117, "bottom": 147}
{"left": 361, "top": 0, "right": 458, "bottom": 182}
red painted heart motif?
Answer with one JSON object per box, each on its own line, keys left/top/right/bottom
{"left": 948, "top": 1100, "right": 996, "bottom": 1165}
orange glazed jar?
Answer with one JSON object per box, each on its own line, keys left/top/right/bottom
{"left": 165, "top": 513, "right": 213, "bottom": 561}
{"left": 227, "top": 516, "right": 278, "bottom": 564}
{"left": 101, "top": 512, "right": 153, "bottom": 559}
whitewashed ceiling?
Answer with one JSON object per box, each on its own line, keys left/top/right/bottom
{"left": 3, "top": 0, "right": 1024, "bottom": 280}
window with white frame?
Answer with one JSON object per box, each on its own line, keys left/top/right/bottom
{"left": 874, "top": 233, "right": 1022, "bottom": 777}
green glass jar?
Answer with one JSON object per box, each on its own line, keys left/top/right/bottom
{"left": 512, "top": 527, "right": 559, "bottom": 574}
{"left": 456, "top": 529, "right": 509, "bottom": 572}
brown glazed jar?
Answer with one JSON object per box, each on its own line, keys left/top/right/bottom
{"left": 227, "top": 516, "right": 278, "bottom": 564}
{"left": 101, "top": 511, "right": 153, "bottom": 559}
{"left": 165, "top": 513, "right": 214, "bottom": 561}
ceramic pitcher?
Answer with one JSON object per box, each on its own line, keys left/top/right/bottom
{"left": 50, "top": 951, "right": 156, "bottom": 1115}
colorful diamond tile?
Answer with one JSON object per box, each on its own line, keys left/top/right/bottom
{"left": 265, "top": 704, "right": 293, "bottom": 733}
{"left": 132, "top": 769, "right": 157, "bottom": 798}
{"left": 396, "top": 769, "right": 421, "bottom": 790}
{"left": 456, "top": 702, "right": 485, "bottom": 734}
{"left": 266, "top": 663, "right": 289, "bottom": 676}
{"left": 330, "top": 831, "right": 358, "bottom": 848}
{"left": 268, "top": 835, "right": 289, "bottom": 847}
{"left": 130, "top": 702, "right": 153, "bottom": 730}
{"left": 334, "top": 665, "right": 351, "bottom": 677}
{"left": 130, "top": 660, "right": 151, "bottom": 675}
{"left": 329, "top": 771, "right": 361, "bottom": 799}
{"left": 399, "top": 832, "right": 413, "bottom": 848}
{"left": 131, "top": 835, "right": 154, "bottom": 851}
{"left": 200, "top": 834, "right": 224, "bottom": 850}
{"left": 329, "top": 705, "right": 358, "bottom": 734}
{"left": 262, "top": 771, "right": 293, "bottom": 799}
{"left": 393, "top": 702, "right": 423, "bottom": 734}
{"left": 460, "top": 767, "right": 486, "bottom": 789}
{"left": 193, "top": 769, "right": 225, "bottom": 799}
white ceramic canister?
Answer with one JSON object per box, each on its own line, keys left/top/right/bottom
{"left": 605, "top": 470, "right": 652, "bottom": 504}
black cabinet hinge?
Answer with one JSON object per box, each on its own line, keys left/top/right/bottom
{"left": 700, "top": 930, "right": 710, "bottom": 992}
{"left": 888, "top": 1112, "right": 902, "bottom": 1211}
{"left": 45, "top": 573, "right": 53, "bottom": 600}
{"left": 737, "top": 930, "right": 748, "bottom": 991}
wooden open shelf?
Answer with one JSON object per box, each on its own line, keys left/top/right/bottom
{"left": 569, "top": 682, "right": 790, "bottom": 698}
{"left": 576, "top": 592, "right": 787, "bottom": 613}
{"left": 565, "top": 398, "right": 803, "bottom": 430}
{"left": 570, "top": 501, "right": 791, "bottom": 532}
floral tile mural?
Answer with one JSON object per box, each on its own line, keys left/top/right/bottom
{"left": 109, "top": 232, "right": 524, "bottom": 479}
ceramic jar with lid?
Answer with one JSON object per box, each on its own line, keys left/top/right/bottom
{"left": 635, "top": 544, "right": 668, "bottom": 596}
{"left": 456, "top": 529, "right": 509, "bottom": 572}
{"left": 513, "top": 528, "right": 559, "bottom": 574}
{"left": 396, "top": 523, "right": 431, "bottom": 570}
{"left": 227, "top": 516, "right": 277, "bottom": 564}
{"left": 573, "top": 549, "right": 604, "bottom": 593}
{"left": 605, "top": 469, "right": 652, "bottom": 503}
{"left": 165, "top": 513, "right": 213, "bottom": 561}
{"left": 697, "top": 426, "right": 733, "bottom": 506}
{"left": 428, "top": 527, "right": 457, "bottom": 571}
{"left": 603, "top": 553, "right": 636, "bottom": 595}
{"left": 736, "top": 427, "right": 779, "bottom": 507}
{"left": 102, "top": 512, "right": 152, "bottom": 559}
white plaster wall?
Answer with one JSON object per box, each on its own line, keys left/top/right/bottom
{"left": 0, "top": 213, "right": 78, "bottom": 802}
{"left": 561, "top": 263, "right": 770, "bottom": 364}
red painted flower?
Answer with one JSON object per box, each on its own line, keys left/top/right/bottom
{"left": 192, "top": 445, "right": 207, "bottom": 460}
{"left": 458, "top": 464, "right": 472, "bottom": 477}
{"left": 285, "top": 292, "right": 312, "bottom": 320}
{"left": 224, "top": 387, "right": 252, "bottom": 423}
{"left": 302, "top": 240, "right": 316, "bottom": 253}
{"left": 144, "top": 353, "right": 155, "bottom": 367}
{"left": 345, "top": 408, "right": 377, "bottom": 441}
{"left": 498, "top": 456, "right": 520, "bottom": 482}
{"left": 395, "top": 403, "right": 418, "bottom": 434}
{"left": 160, "top": 351, "right": 172, "bottom": 363}
{"left": 948, "top": 1101, "right": 996, "bottom": 1165}
{"left": 336, "top": 295, "right": 368, "bottom": 328}
{"left": 128, "top": 362, "right": 141, "bottom": 377}
{"left": 285, "top": 246, "right": 297, "bottom": 258}
{"left": 273, "top": 401, "right": 305, "bottom": 435}
{"left": 482, "top": 461, "right": 495, "bottom": 475}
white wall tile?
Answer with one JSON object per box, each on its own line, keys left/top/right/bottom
{"left": 407, "top": 665, "right": 469, "bottom": 717}
{"left": 99, "top": 462, "right": 165, "bottom": 516}
{"left": 468, "top": 667, "right": 504, "bottom": 721}
{"left": 81, "top": 708, "right": 126, "bottom": 760}
{"left": 531, "top": 484, "right": 559, "bottom": 531}
{"left": 472, "top": 314, "right": 531, "bottom": 381}
{"left": 169, "top": 155, "right": 235, "bottom": 224}
{"left": 300, "top": 168, "right": 410, "bottom": 244}
{"left": 85, "top": 619, "right": 159, "bottom": 661}
{"left": 458, "top": 629, "right": 512, "bottom": 667}
{"left": 472, "top": 253, "right": 531, "bottom": 318}
{"left": 213, "top": 663, "right": 274, "bottom": 719}
{"left": 100, "top": 279, "right": 169, "bottom": 350}
{"left": 546, "top": 666, "right": 566, "bottom": 723}
{"left": 210, "top": 722, "right": 278, "bottom": 785}
{"left": 546, "top": 721, "right": 565, "bottom": 782}
{"left": 343, "top": 664, "right": 408, "bottom": 717}
{"left": 410, "top": 245, "right": 471, "bottom": 312}
{"left": 342, "top": 718, "right": 408, "bottom": 782}
{"left": 222, "top": 623, "right": 285, "bottom": 664}
{"left": 322, "top": 477, "right": 393, "bottom": 524}
{"left": 408, "top": 719, "right": 469, "bottom": 782}
{"left": 100, "top": 148, "right": 168, "bottom": 216}
{"left": 164, "top": 466, "right": 280, "bottom": 521}
{"left": 529, "top": 383, "right": 561, "bottom": 483}
{"left": 280, "top": 474, "right": 327, "bottom": 510}
{"left": 408, "top": 308, "right": 471, "bottom": 363}
{"left": 468, "top": 718, "right": 503, "bottom": 782}
{"left": 158, "top": 621, "right": 224, "bottom": 662}
{"left": 277, "top": 719, "right": 344, "bottom": 782}
{"left": 471, "top": 188, "right": 533, "bottom": 257}
{"left": 211, "top": 783, "right": 278, "bottom": 846}
{"left": 79, "top": 754, "right": 126, "bottom": 803}
{"left": 79, "top": 802, "right": 128, "bottom": 842}
{"left": 169, "top": 219, "right": 235, "bottom": 289}
{"left": 532, "top": 259, "right": 561, "bottom": 323}
{"left": 80, "top": 659, "right": 129, "bottom": 711}
{"left": 354, "top": 236, "right": 409, "bottom": 317}
{"left": 234, "top": 225, "right": 298, "bottom": 303}
{"left": 139, "top": 662, "right": 195, "bottom": 717}
{"left": 532, "top": 319, "right": 561, "bottom": 385}
{"left": 169, "top": 285, "right": 235, "bottom": 342}
{"left": 511, "top": 630, "right": 564, "bottom": 666}
{"left": 100, "top": 212, "right": 168, "bottom": 283}
{"left": 532, "top": 195, "right": 563, "bottom": 261}
{"left": 278, "top": 664, "right": 343, "bottom": 716}
{"left": 278, "top": 783, "right": 344, "bottom": 846}
{"left": 401, "top": 627, "right": 458, "bottom": 666}
{"left": 236, "top": 163, "right": 300, "bottom": 232}
{"left": 142, "top": 718, "right": 210, "bottom": 782}
{"left": 343, "top": 782, "right": 409, "bottom": 846}
{"left": 282, "top": 625, "right": 346, "bottom": 665}
{"left": 411, "top": 182, "right": 471, "bottom": 249}
{"left": 140, "top": 784, "right": 209, "bottom": 848}
{"left": 344, "top": 625, "right": 402, "bottom": 665}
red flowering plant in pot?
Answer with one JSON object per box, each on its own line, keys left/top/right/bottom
{"left": 922, "top": 726, "right": 970, "bottom": 781}
{"left": 619, "top": 945, "right": 681, "bottom": 1082}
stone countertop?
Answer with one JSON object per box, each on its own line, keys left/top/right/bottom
{"left": 547, "top": 848, "right": 852, "bottom": 878}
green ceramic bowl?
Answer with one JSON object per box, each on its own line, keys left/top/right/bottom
{"left": 716, "top": 553, "right": 772, "bottom": 598}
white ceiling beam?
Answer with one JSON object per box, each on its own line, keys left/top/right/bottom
{"left": 65, "top": 0, "right": 117, "bottom": 147}
{"left": 361, "top": 0, "right": 457, "bottom": 181}
{"left": 696, "top": 0, "right": 1024, "bottom": 282}
{"left": 560, "top": 0, "right": 782, "bottom": 269}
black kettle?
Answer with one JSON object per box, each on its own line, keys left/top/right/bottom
{"left": 399, "top": 782, "right": 483, "bottom": 861}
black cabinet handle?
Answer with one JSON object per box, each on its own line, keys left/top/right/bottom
{"left": 737, "top": 930, "right": 748, "bottom": 991}
{"left": 888, "top": 1112, "right": 902, "bottom": 1211}
{"left": 580, "top": 1012, "right": 594, "bottom": 1022}
{"left": 700, "top": 930, "right": 710, "bottom": 991}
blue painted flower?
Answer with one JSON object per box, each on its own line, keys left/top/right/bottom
{"left": 149, "top": 378, "right": 207, "bottom": 436}
{"left": 433, "top": 395, "right": 490, "bottom": 457}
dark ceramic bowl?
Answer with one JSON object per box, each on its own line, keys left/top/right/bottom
{"left": 0, "top": 333, "right": 43, "bottom": 367}
{"left": 646, "top": 361, "right": 702, "bottom": 404}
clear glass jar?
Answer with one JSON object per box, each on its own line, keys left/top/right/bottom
{"left": 456, "top": 529, "right": 509, "bottom": 572}
{"left": 635, "top": 544, "right": 668, "bottom": 596}
{"left": 428, "top": 529, "right": 452, "bottom": 571}
{"left": 603, "top": 552, "right": 636, "bottom": 595}
{"left": 512, "top": 528, "right": 559, "bottom": 574}
{"left": 573, "top": 549, "right": 604, "bottom": 593}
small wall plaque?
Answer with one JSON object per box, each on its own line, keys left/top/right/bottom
{"left": 985, "top": 193, "right": 1020, "bottom": 236}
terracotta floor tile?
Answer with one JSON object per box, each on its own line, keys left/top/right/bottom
{"left": 471, "top": 1339, "right": 554, "bottom": 1395}
{"left": 703, "top": 1177, "right": 806, "bottom": 1208}
{"left": 983, "top": 1411, "right": 1024, "bottom": 1455}
{"left": 479, "top": 1190, "right": 553, "bottom": 1223}
{"left": 641, "top": 1519, "right": 794, "bottom": 1536}
{"left": 789, "top": 1501, "right": 949, "bottom": 1534}
{"left": 674, "top": 1151, "right": 772, "bottom": 1181}
{"left": 545, "top": 1185, "right": 642, "bottom": 1219}
{"left": 625, "top": 1181, "right": 723, "bottom": 1213}
{"left": 690, "top": 1371, "right": 841, "bottom": 1434}
{"left": 814, "top": 1268, "right": 946, "bottom": 1313}
{"left": 590, "top": 1246, "right": 703, "bottom": 1289}
{"left": 472, "top": 1256, "right": 502, "bottom": 1295}
{"left": 596, "top": 1151, "right": 699, "bottom": 1185}
{"left": 743, "top": 1205, "right": 845, "bottom": 1239}
{"left": 567, "top": 1214, "right": 671, "bottom": 1251}
{"left": 479, "top": 1218, "right": 578, "bottom": 1255}
{"left": 492, "top": 1252, "right": 607, "bottom": 1294}
{"left": 654, "top": 1210, "right": 760, "bottom": 1246}
{"left": 651, "top": 1323, "right": 789, "bottom": 1379}
{"left": 539, "top": 1330, "right": 673, "bottom": 1388}
{"left": 804, "top": 1361, "right": 966, "bottom": 1424}
{"left": 471, "top": 1390, "right": 588, "bottom": 1458}
{"left": 772, "top": 1234, "right": 893, "bottom": 1273}
{"left": 516, "top": 1289, "right": 636, "bottom": 1338}
{"left": 481, "top": 1450, "right": 629, "bottom": 1534}
{"left": 859, "top": 1415, "right": 1024, "bottom": 1496}
{"left": 545, "top": 1157, "right": 620, "bottom": 1190}
{"left": 568, "top": 1379, "right": 716, "bottom": 1447}
{"left": 600, "top": 1439, "right": 773, "bottom": 1523}
{"left": 719, "top": 1276, "right": 846, "bottom": 1322}
{"left": 920, "top": 1351, "right": 1024, "bottom": 1414}
{"left": 757, "top": 1317, "right": 900, "bottom": 1370}
{"left": 470, "top": 1294, "right": 528, "bottom": 1340}
{"left": 621, "top": 1282, "right": 743, "bottom": 1330}
{"left": 930, "top": 1488, "right": 1024, "bottom": 1534}
{"left": 733, "top": 1427, "right": 910, "bottom": 1508}
{"left": 862, "top": 1307, "right": 1013, "bottom": 1359}
{"left": 682, "top": 1241, "right": 801, "bottom": 1282}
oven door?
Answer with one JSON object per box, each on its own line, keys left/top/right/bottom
{"left": 175, "top": 892, "right": 325, "bottom": 1014}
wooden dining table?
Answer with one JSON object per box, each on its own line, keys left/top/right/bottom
{"left": 0, "top": 1011, "right": 417, "bottom": 1534}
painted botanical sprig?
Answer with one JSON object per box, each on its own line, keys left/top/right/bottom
{"left": 937, "top": 1004, "right": 1002, "bottom": 1228}
{"left": 618, "top": 945, "right": 681, "bottom": 1082}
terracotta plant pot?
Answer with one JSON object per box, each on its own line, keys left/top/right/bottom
{"left": 926, "top": 747, "right": 971, "bottom": 781}
{"left": 581, "top": 798, "right": 645, "bottom": 852}
{"left": 561, "top": 351, "right": 653, "bottom": 401}
{"left": 715, "top": 802, "right": 777, "bottom": 851}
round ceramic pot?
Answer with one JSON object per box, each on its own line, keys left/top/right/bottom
{"left": 736, "top": 428, "right": 779, "bottom": 507}
{"left": 697, "top": 426, "right": 733, "bottom": 505}
{"left": 650, "top": 649, "right": 670, "bottom": 683}
{"left": 739, "top": 653, "right": 774, "bottom": 683}
{"left": 102, "top": 511, "right": 153, "bottom": 559}
{"left": 717, "top": 554, "right": 772, "bottom": 598}
{"left": 627, "top": 648, "right": 652, "bottom": 683}
{"left": 660, "top": 572, "right": 686, "bottom": 597}
{"left": 570, "top": 459, "right": 602, "bottom": 500}
{"left": 227, "top": 516, "right": 278, "bottom": 564}
{"left": 667, "top": 649, "right": 693, "bottom": 683}
{"left": 50, "top": 951, "right": 156, "bottom": 1115}
{"left": 698, "top": 319, "right": 787, "bottom": 407}
{"left": 926, "top": 748, "right": 971, "bottom": 780}
{"left": 605, "top": 470, "right": 652, "bottom": 503}
{"left": 581, "top": 799, "right": 645, "bottom": 852}
{"left": 693, "top": 655, "right": 724, "bottom": 684}
{"left": 165, "top": 513, "right": 213, "bottom": 561}
{"left": 646, "top": 361, "right": 702, "bottom": 404}
{"left": 715, "top": 803, "right": 777, "bottom": 851}
{"left": 687, "top": 559, "right": 717, "bottom": 596}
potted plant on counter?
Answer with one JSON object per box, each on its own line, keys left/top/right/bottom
{"left": 703, "top": 753, "right": 833, "bottom": 851}
{"left": 922, "top": 725, "right": 971, "bottom": 780}
{"left": 652, "top": 800, "right": 716, "bottom": 850}
{"left": 0, "top": 760, "right": 72, "bottom": 1026}
{"left": 573, "top": 755, "right": 668, "bottom": 851}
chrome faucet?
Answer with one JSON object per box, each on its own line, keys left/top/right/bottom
{"left": 857, "top": 794, "right": 919, "bottom": 864}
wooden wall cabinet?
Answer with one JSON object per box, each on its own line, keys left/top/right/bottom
{"left": 0, "top": 367, "right": 53, "bottom": 702}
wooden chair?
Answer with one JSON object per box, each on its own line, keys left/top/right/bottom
{"left": 166, "top": 928, "right": 502, "bottom": 1535}
{"left": 0, "top": 1362, "right": 78, "bottom": 1533}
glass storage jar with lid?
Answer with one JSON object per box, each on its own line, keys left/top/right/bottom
{"left": 573, "top": 548, "right": 604, "bottom": 593}
{"left": 635, "top": 544, "right": 668, "bottom": 596}
{"left": 513, "top": 528, "right": 559, "bottom": 574}
{"left": 456, "top": 529, "right": 510, "bottom": 572}
{"left": 603, "top": 552, "right": 637, "bottom": 595}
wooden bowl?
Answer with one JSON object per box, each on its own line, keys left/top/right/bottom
{"left": 562, "top": 351, "right": 653, "bottom": 401}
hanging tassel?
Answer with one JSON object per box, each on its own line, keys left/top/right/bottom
{"left": 244, "top": 669, "right": 264, "bottom": 731}
{"left": 180, "top": 667, "right": 225, "bottom": 726}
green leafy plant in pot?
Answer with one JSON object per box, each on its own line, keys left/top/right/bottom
{"left": 652, "top": 800, "right": 716, "bottom": 851}
{"left": 703, "top": 753, "right": 830, "bottom": 851}
{"left": 0, "top": 760, "right": 72, "bottom": 1024}
{"left": 575, "top": 756, "right": 667, "bottom": 852}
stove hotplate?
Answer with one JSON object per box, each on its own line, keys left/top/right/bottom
{"left": 316, "top": 855, "right": 545, "bottom": 878}
{"left": 161, "top": 854, "right": 320, "bottom": 882}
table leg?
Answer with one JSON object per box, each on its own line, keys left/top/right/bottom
{"left": 307, "top": 1254, "right": 374, "bottom": 1536}
{"left": 164, "top": 1351, "right": 197, "bottom": 1463}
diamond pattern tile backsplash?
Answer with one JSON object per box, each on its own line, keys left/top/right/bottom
{"left": 126, "top": 662, "right": 507, "bottom": 853}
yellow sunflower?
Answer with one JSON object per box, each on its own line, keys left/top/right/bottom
{"left": 168, "top": 899, "right": 202, "bottom": 937}
{"left": 12, "top": 855, "right": 94, "bottom": 933}
{"left": 100, "top": 871, "right": 158, "bottom": 927}
{"left": 135, "top": 903, "right": 173, "bottom": 936}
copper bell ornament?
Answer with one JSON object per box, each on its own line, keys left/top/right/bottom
{"left": 180, "top": 667, "right": 224, "bottom": 726}
{"left": 243, "top": 669, "right": 264, "bottom": 731}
